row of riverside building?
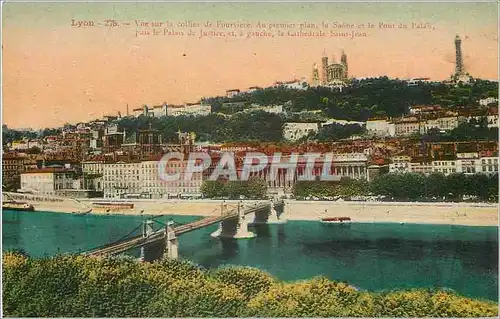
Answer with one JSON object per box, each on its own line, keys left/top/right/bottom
{"left": 11, "top": 146, "right": 498, "bottom": 199}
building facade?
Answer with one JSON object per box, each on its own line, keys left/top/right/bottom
{"left": 102, "top": 159, "right": 203, "bottom": 199}
{"left": 479, "top": 157, "right": 499, "bottom": 175}
{"left": 152, "top": 104, "right": 168, "bottom": 117}
{"left": 226, "top": 89, "right": 240, "bottom": 98}
{"left": 366, "top": 119, "right": 392, "bottom": 136}
{"left": 432, "top": 160, "right": 458, "bottom": 175}
{"left": 424, "top": 116, "right": 459, "bottom": 132}
{"left": 20, "top": 168, "right": 75, "bottom": 195}
{"left": 2, "top": 153, "right": 27, "bottom": 189}
{"left": 275, "top": 78, "right": 309, "bottom": 90}
{"left": 393, "top": 118, "right": 422, "bottom": 136}
{"left": 283, "top": 122, "right": 319, "bottom": 141}
{"left": 167, "top": 103, "right": 211, "bottom": 117}
{"left": 102, "top": 161, "right": 142, "bottom": 198}
{"left": 389, "top": 156, "right": 412, "bottom": 173}
{"left": 82, "top": 160, "right": 104, "bottom": 191}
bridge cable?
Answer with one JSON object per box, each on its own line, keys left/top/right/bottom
{"left": 152, "top": 219, "right": 168, "bottom": 228}
{"left": 152, "top": 219, "right": 189, "bottom": 228}
{"left": 151, "top": 214, "right": 166, "bottom": 220}
{"left": 84, "top": 223, "right": 144, "bottom": 252}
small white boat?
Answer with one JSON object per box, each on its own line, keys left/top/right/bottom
{"left": 320, "top": 216, "right": 351, "bottom": 224}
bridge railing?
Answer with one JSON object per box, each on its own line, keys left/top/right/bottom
{"left": 83, "top": 200, "right": 278, "bottom": 256}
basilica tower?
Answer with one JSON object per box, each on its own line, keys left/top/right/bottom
{"left": 321, "top": 54, "right": 329, "bottom": 83}
{"left": 312, "top": 63, "right": 320, "bottom": 86}
{"left": 341, "top": 50, "right": 348, "bottom": 80}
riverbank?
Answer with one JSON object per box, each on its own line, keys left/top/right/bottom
{"left": 285, "top": 201, "right": 498, "bottom": 227}
{"left": 4, "top": 193, "right": 498, "bottom": 227}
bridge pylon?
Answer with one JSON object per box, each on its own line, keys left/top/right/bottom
{"left": 165, "top": 221, "right": 179, "bottom": 259}
{"left": 140, "top": 219, "right": 154, "bottom": 262}
{"left": 267, "top": 200, "right": 287, "bottom": 224}
{"left": 211, "top": 201, "right": 256, "bottom": 239}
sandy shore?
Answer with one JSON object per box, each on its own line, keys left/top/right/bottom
{"left": 4, "top": 193, "right": 498, "bottom": 227}
{"left": 285, "top": 201, "right": 498, "bottom": 227}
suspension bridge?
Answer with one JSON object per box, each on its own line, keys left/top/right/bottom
{"left": 81, "top": 200, "right": 286, "bottom": 261}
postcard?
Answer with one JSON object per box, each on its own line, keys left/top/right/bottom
{"left": 2, "top": 1, "right": 499, "bottom": 318}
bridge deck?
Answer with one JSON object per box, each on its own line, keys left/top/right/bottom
{"left": 82, "top": 201, "right": 278, "bottom": 257}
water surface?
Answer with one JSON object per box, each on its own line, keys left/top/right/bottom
{"left": 2, "top": 210, "right": 498, "bottom": 301}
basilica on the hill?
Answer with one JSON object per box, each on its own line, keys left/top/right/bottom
{"left": 311, "top": 51, "right": 349, "bottom": 86}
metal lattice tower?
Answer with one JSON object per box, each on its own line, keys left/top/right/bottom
{"left": 455, "top": 35, "right": 464, "bottom": 75}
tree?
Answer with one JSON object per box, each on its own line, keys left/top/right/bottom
{"left": 336, "top": 178, "right": 370, "bottom": 197}
{"left": 370, "top": 173, "right": 426, "bottom": 200}
{"left": 314, "top": 123, "right": 366, "bottom": 142}
{"left": 200, "top": 181, "right": 225, "bottom": 198}
{"left": 225, "top": 181, "right": 245, "bottom": 199}
{"left": 41, "top": 128, "right": 62, "bottom": 138}
{"left": 445, "top": 173, "right": 468, "bottom": 201}
{"left": 424, "top": 172, "right": 447, "bottom": 199}
{"left": 487, "top": 173, "right": 498, "bottom": 202}
{"left": 246, "top": 177, "right": 267, "bottom": 199}
{"left": 467, "top": 174, "right": 490, "bottom": 201}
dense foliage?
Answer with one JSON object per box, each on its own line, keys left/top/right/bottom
{"left": 370, "top": 172, "right": 498, "bottom": 202}
{"left": 117, "top": 111, "right": 284, "bottom": 143}
{"left": 313, "top": 123, "right": 367, "bottom": 142}
{"left": 200, "top": 177, "right": 267, "bottom": 199}
{"left": 293, "top": 178, "right": 370, "bottom": 199}
{"left": 116, "top": 78, "right": 497, "bottom": 143}
{"left": 205, "top": 78, "right": 498, "bottom": 120}
{"left": 3, "top": 253, "right": 498, "bottom": 317}
{"left": 2, "top": 126, "right": 38, "bottom": 145}
{"left": 294, "top": 173, "right": 499, "bottom": 202}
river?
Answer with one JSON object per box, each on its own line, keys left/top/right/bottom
{"left": 2, "top": 209, "right": 498, "bottom": 301}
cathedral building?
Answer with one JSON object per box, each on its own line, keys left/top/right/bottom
{"left": 311, "top": 51, "right": 349, "bottom": 86}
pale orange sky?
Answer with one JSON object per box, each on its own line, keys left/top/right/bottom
{"left": 2, "top": 2, "right": 499, "bottom": 129}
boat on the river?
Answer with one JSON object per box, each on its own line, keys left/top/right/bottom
{"left": 92, "top": 202, "right": 134, "bottom": 209}
{"left": 72, "top": 208, "right": 92, "bottom": 215}
{"left": 92, "top": 202, "right": 134, "bottom": 212}
{"left": 2, "top": 201, "right": 35, "bottom": 211}
{"left": 320, "top": 216, "right": 351, "bottom": 224}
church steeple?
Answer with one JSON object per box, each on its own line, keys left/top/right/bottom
{"left": 341, "top": 50, "right": 347, "bottom": 65}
